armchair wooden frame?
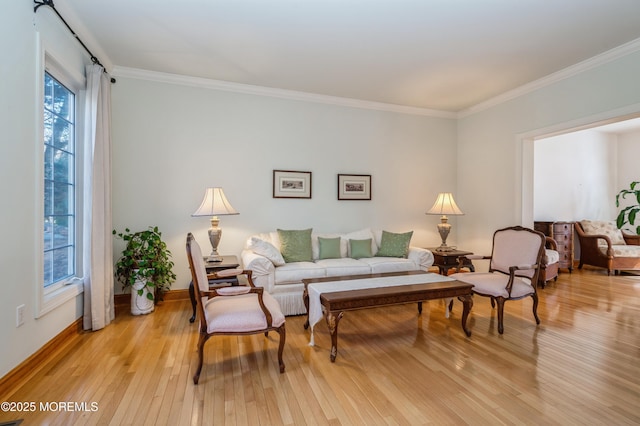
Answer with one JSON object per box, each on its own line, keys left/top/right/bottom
{"left": 186, "top": 233, "right": 285, "bottom": 385}
{"left": 574, "top": 222, "right": 640, "bottom": 275}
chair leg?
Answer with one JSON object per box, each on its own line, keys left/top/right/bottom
{"left": 490, "top": 296, "right": 496, "bottom": 309}
{"left": 496, "top": 297, "right": 505, "bottom": 334}
{"left": 531, "top": 293, "right": 541, "bottom": 325}
{"left": 193, "top": 334, "right": 209, "bottom": 385}
{"left": 277, "top": 324, "right": 286, "bottom": 373}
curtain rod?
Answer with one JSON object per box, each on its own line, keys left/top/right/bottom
{"left": 34, "top": 0, "right": 116, "bottom": 83}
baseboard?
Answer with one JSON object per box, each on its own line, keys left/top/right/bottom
{"left": 0, "top": 318, "right": 83, "bottom": 400}
{"left": 161, "top": 289, "right": 190, "bottom": 301}
{"left": 114, "top": 289, "right": 190, "bottom": 306}
{"left": 114, "top": 293, "right": 129, "bottom": 306}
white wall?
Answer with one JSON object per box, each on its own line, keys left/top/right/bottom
{"left": 534, "top": 130, "right": 617, "bottom": 221}
{"left": 617, "top": 129, "right": 640, "bottom": 192}
{"left": 0, "top": 0, "right": 88, "bottom": 377}
{"left": 616, "top": 129, "right": 640, "bottom": 232}
{"left": 110, "top": 77, "right": 458, "bottom": 292}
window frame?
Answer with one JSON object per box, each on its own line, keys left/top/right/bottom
{"left": 35, "top": 48, "right": 85, "bottom": 318}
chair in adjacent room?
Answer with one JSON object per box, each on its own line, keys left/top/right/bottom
{"left": 574, "top": 220, "right": 640, "bottom": 275}
{"left": 450, "top": 226, "right": 545, "bottom": 334}
{"left": 186, "top": 233, "right": 286, "bottom": 384}
{"left": 539, "top": 236, "right": 560, "bottom": 288}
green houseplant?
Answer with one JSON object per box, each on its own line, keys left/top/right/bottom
{"left": 616, "top": 181, "right": 640, "bottom": 235}
{"left": 113, "top": 226, "right": 176, "bottom": 314}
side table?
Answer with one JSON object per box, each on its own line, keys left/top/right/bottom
{"left": 428, "top": 248, "right": 475, "bottom": 276}
{"left": 188, "top": 255, "right": 240, "bottom": 323}
{"left": 428, "top": 248, "right": 475, "bottom": 318}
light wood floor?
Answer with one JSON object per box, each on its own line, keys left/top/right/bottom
{"left": 1, "top": 267, "right": 639, "bottom": 425}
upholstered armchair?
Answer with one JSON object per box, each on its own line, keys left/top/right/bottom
{"left": 539, "top": 236, "right": 560, "bottom": 288}
{"left": 575, "top": 220, "right": 640, "bottom": 275}
{"left": 450, "top": 226, "right": 545, "bottom": 334}
{"left": 185, "top": 233, "right": 286, "bottom": 384}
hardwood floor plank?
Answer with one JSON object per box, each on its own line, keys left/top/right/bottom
{"left": 1, "top": 269, "right": 639, "bottom": 425}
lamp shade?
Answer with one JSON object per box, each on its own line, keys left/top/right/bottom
{"left": 192, "top": 187, "right": 239, "bottom": 217}
{"left": 426, "top": 192, "right": 464, "bottom": 216}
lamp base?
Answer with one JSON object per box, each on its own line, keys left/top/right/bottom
{"left": 436, "top": 218, "right": 454, "bottom": 251}
{"left": 207, "top": 219, "right": 222, "bottom": 262}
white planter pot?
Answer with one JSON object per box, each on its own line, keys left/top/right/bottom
{"left": 131, "top": 277, "right": 155, "bottom": 315}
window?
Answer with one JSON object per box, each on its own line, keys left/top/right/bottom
{"left": 43, "top": 71, "right": 76, "bottom": 288}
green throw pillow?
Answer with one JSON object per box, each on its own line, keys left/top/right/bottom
{"left": 318, "top": 237, "right": 341, "bottom": 259}
{"left": 350, "top": 238, "right": 373, "bottom": 259}
{"left": 277, "top": 228, "right": 313, "bottom": 263}
{"left": 376, "top": 230, "right": 413, "bottom": 258}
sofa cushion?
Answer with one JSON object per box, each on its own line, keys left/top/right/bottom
{"left": 360, "top": 257, "right": 419, "bottom": 273}
{"left": 350, "top": 238, "right": 373, "bottom": 259}
{"left": 318, "top": 236, "right": 342, "bottom": 259}
{"left": 248, "top": 236, "right": 285, "bottom": 266}
{"left": 376, "top": 230, "right": 413, "bottom": 258}
{"left": 598, "top": 245, "right": 640, "bottom": 257}
{"left": 277, "top": 228, "right": 313, "bottom": 262}
{"left": 315, "top": 258, "right": 371, "bottom": 276}
{"left": 274, "top": 261, "right": 325, "bottom": 284}
{"left": 580, "top": 220, "right": 626, "bottom": 245}
{"left": 544, "top": 249, "right": 560, "bottom": 265}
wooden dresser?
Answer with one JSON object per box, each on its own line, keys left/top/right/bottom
{"left": 534, "top": 221, "right": 574, "bottom": 272}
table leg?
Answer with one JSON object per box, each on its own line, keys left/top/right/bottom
{"left": 444, "top": 298, "right": 454, "bottom": 318}
{"left": 326, "top": 311, "right": 344, "bottom": 362}
{"left": 303, "top": 288, "right": 310, "bottom": 329}
{"left": 459, "top": 294, "right": 473, "bottom": 337}
{"left": 189, "top": 281, "right": 196, "bottom": 323}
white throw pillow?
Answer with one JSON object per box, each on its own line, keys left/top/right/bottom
{"left": 249, "top": 237, "right": 285, "bottom": 266}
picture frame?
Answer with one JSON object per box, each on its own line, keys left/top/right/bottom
{"left": 273, "top": 170, "right": 312, "bottom": 199}
{"left": 338, "top": 174, "right": 371, "bottom": 200}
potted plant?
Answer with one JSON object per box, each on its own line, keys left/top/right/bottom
{"left": 113, "top": 226, "right": 177, "bottom": 315}
{"left": 616, "top": 181, "right": 640, "bottom": 234}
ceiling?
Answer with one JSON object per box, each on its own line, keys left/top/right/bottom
{"left": 56, "top": 0, "right": 640, "bottom": 113}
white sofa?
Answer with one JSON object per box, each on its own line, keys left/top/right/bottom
{"left": 240, "top": 228, "right": 434, "bottom": 315}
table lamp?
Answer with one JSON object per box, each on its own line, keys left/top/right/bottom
{"left": 426, "top": 192, "right": 464, "bottom": 252}
{"left": 192, "top": 187, "right": 239, "bottom": 262}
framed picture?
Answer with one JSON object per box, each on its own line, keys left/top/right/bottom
{"left": 338, "top": 174, "right": 371, "bottom": 200}
{"left": 273, "top": 170, "right": 312, "bottom": 199}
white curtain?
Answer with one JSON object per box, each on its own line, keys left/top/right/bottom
{"left": 83, "top": 64, "right": 114, "bottom": 330}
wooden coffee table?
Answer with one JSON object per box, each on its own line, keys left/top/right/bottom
{"left": 303, "top": 271, "right": 473, "bottom": 362}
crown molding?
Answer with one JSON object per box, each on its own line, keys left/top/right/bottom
{"left": 111, "top": 66, "right": 457, "bottom": 119}
{"left": 458, "top": 37, "right": 640, "bottom": 118}
{"left": 113, "top": 36, "right": 640, "bottom": 120}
